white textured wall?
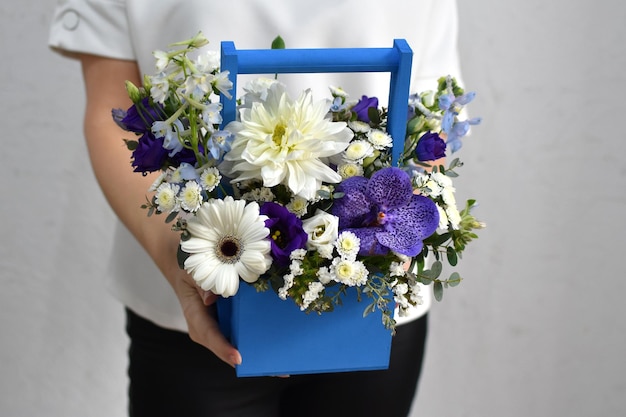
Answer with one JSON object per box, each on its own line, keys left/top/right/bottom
{"left": 2, "top": 1, "right": 625, "bottom": 416}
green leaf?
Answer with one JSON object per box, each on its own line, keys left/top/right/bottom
{"left": 448, "top": 272, "right": 462, "bottom": 287}
{"left": 446, "top": 247, "right": 458, "bottom": 266}
{"left": 429, "top": 260, "right": 443, "bottom": 278}
{"left": 176, "top": 245, "right": 189, "bottom": 269}
{"left": 124, "top": 139, "right": 138, "bottom": 151}
{"left": 368, "top": 107, "right": 381, "bottom": 125}
{"left": 433, "top": 281, "right": 444, "bottom": 301}
{"left": 271, "top": 36, "right": 285, "bottom": 50}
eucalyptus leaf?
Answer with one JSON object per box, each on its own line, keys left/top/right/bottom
{"left": 433, "top": 281, "right": 444, "bottom": 301}
{"left": 446, "top": 247, "right": 458, "bottom": 266}
{"left": 429, "top": 260, "right": 443, "bottom": 278}
{"left": 448, "top": 272, "right": 462, "bottom": 287}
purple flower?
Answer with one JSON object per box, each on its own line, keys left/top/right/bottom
{"left": 131, "top": 132, "right": 199, "bottom": 174}
{"left": 415, "top": 132, "right": 446, "bottom": 161}
{"left": 351, "top": 95, "right": 379, "bottom": 123}
{"left": 260, "top": 202, "right": 308, "bottom": 267}
{"left": 114, "top": 97, "right": 164, "bottom": 134}
{"left": 332, "top": 167, "right": 439, "bottom": 257}
{"left": 131, "top": 132, "right": 169, "bottom": 172}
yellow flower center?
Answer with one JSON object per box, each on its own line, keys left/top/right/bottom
{"left": 272, "top": 123, "right": 287, "bottom": 146}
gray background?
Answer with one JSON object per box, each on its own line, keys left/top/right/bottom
{"left": 2, "top": 1, "right": 625, "bottom": 416}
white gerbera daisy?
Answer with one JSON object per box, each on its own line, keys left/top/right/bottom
{"left": 199, "top": 167, "right": 221, "bottom": 192}
{"left": 181, "top": 196, "right": 272, "bottom": 297}
{"left": 154, "top": 183, "right": 180, "bottom": 213}
{"left": 223, "top": 82, "right": 353, "bottom": 199}
{"left": 178, "top": 181, "right": 204, "bottom": 212}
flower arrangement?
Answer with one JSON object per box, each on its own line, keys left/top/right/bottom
{"left": 114, "top": 33, "right": 484, "bottom": 330}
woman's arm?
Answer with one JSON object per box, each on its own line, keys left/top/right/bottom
{"left": 79, "top": 53, "right": 241, "bottom": 367}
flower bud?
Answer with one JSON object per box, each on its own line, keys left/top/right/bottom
{"left": 125, "top": 80, "right": 143, "bottom": 104}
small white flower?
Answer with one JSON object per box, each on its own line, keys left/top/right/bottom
{"left": 199, "top": 167, "right": 221, "bottom": 192}
{"left": 446, "top": 205, "right": 461, "bottom": 230}
{"left": 178, "top": 181, "right": 204, "bottom": 212}
{"left": 154, "top": 183, "right": 180, "bottom": 213}
{"left": 337, "top": 163, "right": 363, "bottom": 179}
{"left": 301, "top": 281, "right": 325, "bottom": 311}
{"left": 348, "top": 120, "right": 371, "bottom": 133}
{"left": 367, "top": 129, "right": 393, "bottom": 150}
{"left": 153, "top": 50, "right": 170, "bottom": 72}
{"left": 195, "top": 50, "right": 220, "bottom": 73}
{"left": 149, "top": 73, "right": 170, "bottom": 104}
{"left": 389, "top": 261, "right": 406, "bottom": 277}
{"left": 290, "top": 248, "right": 307, "bottom": 261}
{"left": 286, "top": 196, "right": 308, "bottom": 217}
{"left": 335, "top": 231, "right": 360, "bottom": 260}
{"left": 409, "top": 283, "right": 423, "bottom": 305}
{"left": 317, "top": 266, "right": 332, "bottom": 284}
{"left": 344, "top": 140, "right": 374, "bottom": 163}
{"left": 241, "top": 187, "right": 275, "bottom": 202}
{"left": 201, "top": 102, "right": 223, "bottom": 125}
{"left": 317, "top": 244, "right": 335, "bottom": 260}
{"left": 211, "top": 71, "right": 233, "bottom": 99}
{"left": 289, "top": 259, "right": 304, "bottom": 276}
{"left": 329, "top": 85, "right": 349, "bottom": 98}
{"left": 331, "top": 258, "right": 368, "bottom": 286}
{"left": 278, "top": 273, "right": 294, "bottom": 300}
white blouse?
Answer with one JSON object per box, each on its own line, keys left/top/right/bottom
{"left": 49, "top": 0, "right": 462, "bottom": 331}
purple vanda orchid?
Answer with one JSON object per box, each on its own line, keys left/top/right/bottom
{"left": 332, "top": 167, "right": 439, "bottom": 257}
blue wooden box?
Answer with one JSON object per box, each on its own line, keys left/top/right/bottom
{"left": 217, "top": 284, "right": 393, "bottom": 377}
{"left": 217, "top": 40, "right": 412, "bottom": 377}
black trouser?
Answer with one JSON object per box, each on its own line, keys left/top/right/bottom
{"left": 126, "top": 308, "right": 428, "bottom": 417}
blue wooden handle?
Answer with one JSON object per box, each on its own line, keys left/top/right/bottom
{"left": 220, "top": 39, "right": 412, "bottom": 165}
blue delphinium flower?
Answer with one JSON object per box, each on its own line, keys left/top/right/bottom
{"left": 439, "top": 92, "right": 481, "bottom": 153}
{"left": 207, "top": 130, "right": 235, "bottom": 161}
{"left": 260, "top": 202, "right": 308, "bottom": 268}
{"left": 332, "top": 167, "right": 439, "bottom": 257}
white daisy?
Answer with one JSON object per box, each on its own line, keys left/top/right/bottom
{"left": 344, "top": 140, "right": 374, "bottom": 163}
{"left": 178, "top": 181, "right": 204, "bottom": 212}
{"left": 337, "top": 163, "right": 363, "bottom": 179}
{"left": 367, "top": 129, "right": 393, "bottom": 150}
{"left": 286, "top": 196, "right": 308, "bottom": 217}
{"left": 199, "top": 167, "right": 221, "bottom": 192}
{"left": 181, "top": 196, "right": 272, "bottom": 297}
{"left": 335, "top": 231, "right": 360, "bottom": 260}
{"left": 154, "top": 183, "right": 180, "bottom": 213}
{"left": 330, "top": 258, "right": 368, "bottom": 286}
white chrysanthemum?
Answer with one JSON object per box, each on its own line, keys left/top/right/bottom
{"left": 199, "top": 167, "right": 221, "bottom": 192}
{"left": 181, "top": 196, "right": 272, "bottom": 297}
{"left": 301, "top": 281, "right": 325, "bottom": 311}
{"left": 223, "top": 82, "right": 353, "bottom": 199}
{"left": 348, "top": 120, "right": 371, "bottom": 133}
{"left": 154, "top": 183, "right": 180, "bottom": 213}
{"left": 286, "top": 196, "right": 308, "bottom": 217}
{"left": 337, "top": 162, "right": 364, "bottom": 179}
{"left": 330, "top": 258, "right": 368, "bottom": 286}
{"left": 335, "top": 231, "right": 360, "bottom": 260}
{"left": 178, "top": 181, "right": 204, "bottom": 212}
{"left": 367, "top": 129, "right": 393, "bottom": 150}
{"left": 344, "top": 140, "right": 374, "bottom": 163}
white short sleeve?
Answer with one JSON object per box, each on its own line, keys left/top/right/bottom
{"left": 48, "top": 0, "right": 135, "bottom": 60}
